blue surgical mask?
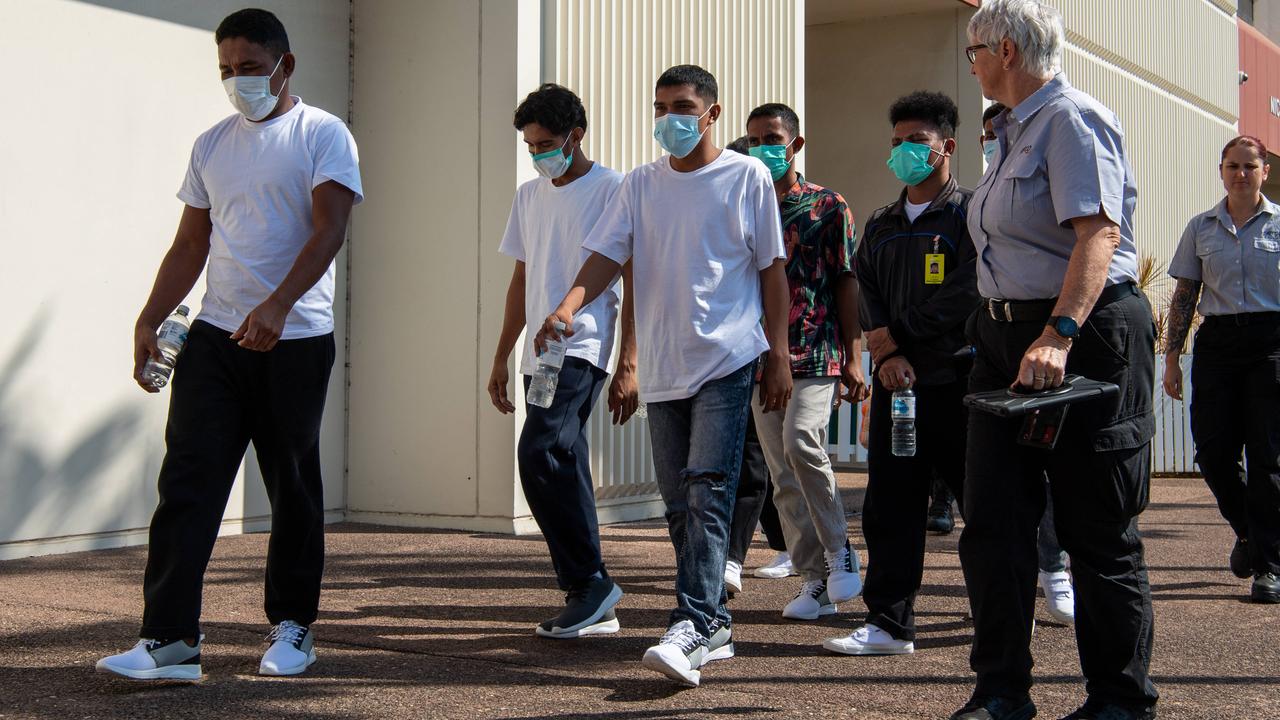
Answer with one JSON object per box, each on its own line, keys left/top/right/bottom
{"left": 532, "top": 134, "right": 574, "bottom": 179}
{"left": 982, "top": 139, "right": 1000, "bottom": 165}
{"left": 654, "top": 107, "right": 712, "bottom": 158}
{"left": 749, "top": 140, "right": 796, "bottom": 181}
{"left": 887, "top": 141, "right": 941, "bottom": 186}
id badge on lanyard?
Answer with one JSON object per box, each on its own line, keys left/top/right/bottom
{"left": 925, "top": 235, "right": 945, "bottom": 285}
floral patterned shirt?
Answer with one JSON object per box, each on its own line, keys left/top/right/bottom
{"left": 779, "top": 174, "right": 858, "bottom": 378}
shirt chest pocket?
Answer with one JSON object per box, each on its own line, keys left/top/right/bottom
{"left": 1196, "top": 234, "right": 1236, "bottom": 282}
{"left": 1004, "top": 153, "right": 1052, "bottom": 224}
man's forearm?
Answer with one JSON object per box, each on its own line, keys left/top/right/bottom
{"left": 268, "top": 232, "right": 346, "bottom": 311}
{"left": 559, "top": 251, "right": 623, "bottom": 316}
{"left": 493, "top": 267, "right": 526, "bottom": 363}
{"left": 1165, "top": 278, "right": 1202, "bottom": 357}
{"left": 760, "top": 260, "right": 791, "bottom": 357}
{"left": 138, "top": 243, "right": 208, "bottom": 328}
{"left": 617, "top": 261, "right": 638, "bottom": 372}
{"left": 1052, "top": 215, "right": 1122, "bottom": 324}
{"left": 836, "top": 273, "right": 863, "bottom": 359}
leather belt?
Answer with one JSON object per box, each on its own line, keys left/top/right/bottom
{"left": 984, "top": 281, "right": 1138, "bottom": 323}
{"left": 1202, "top": 311, "right": 1280, "bottom": 327}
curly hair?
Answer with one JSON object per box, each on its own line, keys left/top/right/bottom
{"left": 513, "top": 83, "right": 588, "bottom": 136}
{"left": 889, "top": 90, "right": 960, "bottom": 139}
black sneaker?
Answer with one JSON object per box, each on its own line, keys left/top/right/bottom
{"left": 949, "top": 695, "right": 1037, "bottom": 720}
{"left": 927, "top": 496, "right": 956, "bottom": 535}
{"left": 535, "top": 575, "right": 623, "bottom": 638}
{"left": 1058, "top": 700, "right": 1156, "bottom": 719}
{"left": 1251, "top": 572, "right": 1280, "bottom": 604}
{"left": 1230, "top": 538, "right": 1253, "bottom": 579}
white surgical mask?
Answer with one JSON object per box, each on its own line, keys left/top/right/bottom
{"left": 223, "top": 55, "right": 284, "bottom": 121}
{"left": 982, "top": 139, "right": 1000, "bottom": 165}
{"left": 531, "top": 134, "right": 575, "bottom": 179}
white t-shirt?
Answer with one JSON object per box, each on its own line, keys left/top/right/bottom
{"left": 904, "top": 198, "right": 930, "bottom": 223}
{"left": 499, "top": 163, "right": 624, "bottom": 375}
{"left": 583, "top": 150, "right": 786, "bottom": 402}
{"left": 178, "top": 98, "right": 364, "bottom": 339}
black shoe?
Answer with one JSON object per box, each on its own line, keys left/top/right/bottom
{"left": 1059, "top": 700, "right": 1156, "bottom": 719}
{"left": 949, "top": 695, "right": 1036, "bottom": 720}
{"left": 536, "top": 575, "right": 624, "bottom": 638}
{"left": 1251, "top": 572, "right": 1280, "bottom": 604}
{"left": 1230, "top": 538, "right": 1253, "bottom": 579}
{"left": 927, "top": 494, "right": 955, "bottom": 535}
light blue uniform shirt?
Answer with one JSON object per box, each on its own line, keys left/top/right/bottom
{"left": 1168, "top": 196, "right": 1280, "bottom": 315}
{"left": 968, "top": 74, "right": 1140, "bottom": 300}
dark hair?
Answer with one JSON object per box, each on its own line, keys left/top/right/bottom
{"left": 982, "top": 102, "right": 1008, "bottom": 125}
{"left": 215, "top": 8, "right": 290, "bottom": 58}
{"left": 655, "top": 64, "right": 718, "bottom": 104}
{"left": 747, "top": 103, "right": 801, "bottom": 139}
{"left": 513, "top": 84, "right": 588, "bottom": 135}
{"left": 726, "top": 135, "right": 751, "bottom": 155}
{"left": 1222, "top": 135, "right": 1268, "bottom": 162}
{"left": 888, "top": 90, "right": 960, "bottom": 139}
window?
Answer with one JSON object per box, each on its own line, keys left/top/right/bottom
{"left": 1240, "top": 0, "right": 1255, "bottom": 24}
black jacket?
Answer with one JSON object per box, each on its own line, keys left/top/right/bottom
{"left": 856, "top": 177, "right": 980, "bottom": 386}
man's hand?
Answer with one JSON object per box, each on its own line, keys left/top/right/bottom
{"left": 1015, "top": 330, "right": 1070, "bottom": 390}
{"left": 866, "top": 327, "right": 898, "bottom": 365}
{"left": 1163, "top": 355, "right": 1184, "bottom": 401}
{"left": 759, "top": 352, "right": 793, "bottom": 413}
{"left": 840, "top": 359, "right": 869, "bottom": 404}
{"left": 231, "top": 296, "right": 290, "bottom": 352}
{"left": 133, "top": 322, "right": 162, "bottom": 393}
{"left": 877, "top": 355, "right": 916, "bottom": 391}
{"left": 533, "top": 308, "right": 576, "bottom": 355}
{"left": 607, "top": 366, "right": 640, "bottom": 425}
{"left": 487, "top": 359, "right": 515, "bottom": 413}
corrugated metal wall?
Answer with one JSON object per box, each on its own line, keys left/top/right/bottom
{"left": 542, "top": 0, "right": 803, "bottom": 501}
{"left": 1044, "top": 0, "right": 1239, "bottom": 278}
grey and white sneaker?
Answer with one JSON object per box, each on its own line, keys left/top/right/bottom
{"left": 703, "top": 618, "right": 734, "bottom": 663}
{"left": 783, "top": 579, "right": 837, "bottom": 620}
{"left": 536, "top": 576, "right": 623, "bottom": 638}
{"left": 823, "top": 623, "right": 914, "bottom": 656}
{"left": 96, "top": 636, "right": 203, "bottom": 681}
{"left": 753, "top": 551, "right": 796, "bottom": 579}
{"left": 641, "top": 620, "right": 707, "bottom": 687}
{"left": 824, "top": 540, "right": 862, "bottom": 604}
{"left": 259, "top": 621, "right": 316, "bottom": 676}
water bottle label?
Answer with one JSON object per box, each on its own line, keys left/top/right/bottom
{"left": 157, "top": 322, "right": 188, "bottom": 349}
{"left": 891, "top": 395, "right": 916, "bottom": 420}
{"left": 539, "top": 338, "right": 568, "bottom": 369}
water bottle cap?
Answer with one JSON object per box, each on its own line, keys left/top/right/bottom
{"left": 176, "top": 305, "right": 190, "bottom": 316}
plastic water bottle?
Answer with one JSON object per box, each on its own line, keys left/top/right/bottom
{"left": 634, "top": 402, "right": 648, "bottom": 420}
{"left": 891, "top": 387, "right": 916, "bottom": 457}
{"left": 142, "top": 305, "right": 192, "bottom": 389}
{"left": 527, "top": 322, "right": 568, "bottom": 409}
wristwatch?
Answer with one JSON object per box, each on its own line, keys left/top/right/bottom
{"left": 1046, "top": 315, "right": 1080, "bottom": 340}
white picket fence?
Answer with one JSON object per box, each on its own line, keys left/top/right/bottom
{"left": 823, "top": 353, "right": 1199, "bottom": 475}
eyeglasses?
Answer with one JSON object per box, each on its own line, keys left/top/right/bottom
{"left": 965, "top": 44, "right": 989, "bottom": 65}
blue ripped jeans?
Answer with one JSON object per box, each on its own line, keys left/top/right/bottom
{"left": 645, "top": 362, "right": 755, "bottom": 639}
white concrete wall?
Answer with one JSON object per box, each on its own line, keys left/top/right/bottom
{"left": 806, "top": 8, "right": 983, "bottom": 234}
{"left": 0, "top": 0, "right": 351, "bottom": 559}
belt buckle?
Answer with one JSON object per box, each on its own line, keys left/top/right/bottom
{"left": 987, "top": 299, "right": 1013, "bottom": 322}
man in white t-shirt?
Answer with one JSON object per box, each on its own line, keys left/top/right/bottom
{"left": 97, "top": 9, "right": 361, "bottom": 682}
{"left": 535, "top": 65, "right": 792, "bottom": 687}
{"left": 487, "top": 83, "right": 635, "bottom": 640}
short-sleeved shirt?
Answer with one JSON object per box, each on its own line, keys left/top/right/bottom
{"left": 583, "top": 150, "right": 786, "bottom": 402}
{"left": 778, "top": 174, "right": 857, "bottom": 378}
{"left": 179, "top": 98, "right": 363, "bottom": 339}
{"left": 967, "top": 74, "right": 1139, "bottom": 300}
{"left": 1169, "top": 196, "right": 1280, "bottom": 316}
{"left": 498, "top": 163, "right": 624, "bottom": 375}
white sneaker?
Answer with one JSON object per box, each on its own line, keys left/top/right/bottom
{"left": 95, "top": 636, "right": 203, "bottom": 681}
{"left": 259, "top": 621, "right": 317, "bottom": 676}
{"left": 825, "top": 540, "right": 863, "bottom": 603}
{"left": 823, "top": 623, "right": 914, "bottom": 656}
{"left": 1039, "top": 571, "right": 1075, "bottom": 625}
{"left": 782, "top": 579, "right": 837, "bottom": 620}
{"left": 753, "top": 551, "right": 796, "bottom": 579}
{"left": 641, "top": 620, "right": 707, "bottom": 687}
{"left": 724, "top": 560, "right": 743, "bottom": 595}
{"left": 704, "top": 618, "right": 735, "bottom": 663}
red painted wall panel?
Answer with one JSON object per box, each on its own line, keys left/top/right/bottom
{"left": 1240, "top": 20, "right": 1280, "bottom": 151}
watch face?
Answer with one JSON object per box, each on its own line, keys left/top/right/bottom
{"left": 1055, "top": 317, "right": 1079, "bottom": 338}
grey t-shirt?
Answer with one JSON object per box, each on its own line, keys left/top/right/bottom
{"left": 967, "top": 74, "right": 1139, "bottom": 300}
{"left": 1169, "top": 197, "right": 1280, "bottom": 315}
